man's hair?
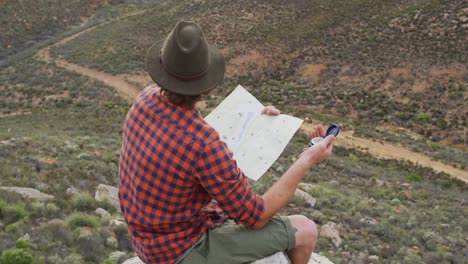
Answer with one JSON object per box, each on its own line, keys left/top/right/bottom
{"left": 161, "top": 88, "right": 202, "bottom": 108}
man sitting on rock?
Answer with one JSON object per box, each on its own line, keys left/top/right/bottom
{"left": 118, "top": 21, "right": 335, "bottom": 264}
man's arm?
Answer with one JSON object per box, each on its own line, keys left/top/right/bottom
{"left": 254, "top": 132, "right": 335, "bottom": 229}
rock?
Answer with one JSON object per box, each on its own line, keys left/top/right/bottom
{"left": 401, "top": 183, "right": 412, "bottom": 189}
{"left": 123, "top": 256, "right": 143, "bottom": 264}
{"left": 123, "top": 252, "right": 334, "bottom": 264}
{"left": 459, "top": 16, "right": 468, "bottom": 23}
{"left": 358, "top": 217, "right": 377, "bottom": 228}
{"left": 320, "top": 222, "right": 342, "bottom": 247}
{"left": 294, "top": 189, "right": 316, "bottom": 208}
{"left": 0, "top": 186, "right": 54, "bottom": 201}
{"left": 369, "top": 255, "right": 379, "bottom": 263}
{"left": 329, "top": 180, "right": 339, "bottom": 186}
{"left": 78, "top": 227, "right": 94, "bottom": 239}
{"left": 341, "top": 251, "right": 351, "bottom": 259}
{"left": 21, "top": 233, "right": 31, "bottom": 242}
{"left": 106, "top": 236, "right": 119, "bottom": 249}
{"left": 309, "top": 253, "right": 334, "bottom": 264}
{"left": 250, "top": 251, "right": 290, "bottom": 264}
{"left": 463, "top": 8, "right": 468, "bottom": 15}
{"left": 109, "top": 218, "right": 127, "bottom": 228}
{"left": 95, "top": 184, "right": 120, "bottom": 210}
{"left": 95, "top": 208, "right": 111, "bottom": 218}
{"left": 356, "top": 252, "right": 369, "bottom": 264}
{"left": 109, "top": 251, "right": 126, "bottom": 262}
{"left": 391, "top": 198, "right": 401, "bottom": 205}
{"left": 275, "top": 165, "right": 285, "bottom": 173}
{"left": 65, "top": 186, "right": 79, "bottom": 196}
{"left": 77, "top": 152, "right": 93, "bottom": 160}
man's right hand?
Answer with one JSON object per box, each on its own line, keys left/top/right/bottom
{"left": 301, "top": 134, "right": 334, "bottom": 165}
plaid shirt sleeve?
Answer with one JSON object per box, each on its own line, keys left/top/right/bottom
{"left": 194, "top": 139, "right": 264, "bottom": 228}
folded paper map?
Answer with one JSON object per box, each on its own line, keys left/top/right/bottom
{"left": 205, "top": 85, "right": 303, "bottom": 180}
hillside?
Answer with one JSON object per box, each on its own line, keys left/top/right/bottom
{"left": 0, "top": 0, "right": 155, "bottom": 61}
{"left": 50, "top": 0, "right": 467, "bottom": 146}
{"left": 0, "top": 0, "right": 467, "bottom": 263}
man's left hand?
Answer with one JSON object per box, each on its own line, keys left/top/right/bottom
{"left": 261, "top": 106, "right": 281, "bottom": 116}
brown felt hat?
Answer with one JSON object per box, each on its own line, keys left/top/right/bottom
{"left": 146, "top": 21, "right": 225, "bottom": 95}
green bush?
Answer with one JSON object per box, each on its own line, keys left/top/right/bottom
{"left": 30, "top": 202, "right": 60, "bottom": 218}
{"left": 404, "top": 173, "right": 423, "bottom": 182}
{"left": 415, "top": 112, "right": 432, "bottom": 122}
{"left": 1, "top": 204, "right": 26, "bottom": 225}
{"left": 65, "top": 213, "right": 100, "bottom": 229}
{"left": 15, "top": 239, "right": 31, "bottom": 249}
{"left": 73, "top": 192, "right": 97, "bottom": 212}
{"left": 0, "top": 248, "right": 34, "bottom": 264}
{"left": 48, "top": 253, "right": 84, "bottom": 264}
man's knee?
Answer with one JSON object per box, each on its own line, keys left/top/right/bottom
{"left": 288, "top": 215, "right": 318, "bottom": 249}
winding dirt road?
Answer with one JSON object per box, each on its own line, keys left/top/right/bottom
{"left": 33, "top": 14, "right": 467, "bottom": 183}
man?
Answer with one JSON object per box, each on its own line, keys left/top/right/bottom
{"left": 119, "top": 21, "right": 334, "bottom": 264}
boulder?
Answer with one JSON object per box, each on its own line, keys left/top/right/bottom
{"left": 65, "top": 186, "right": 79, "bottom": 196}
{"left": 95, "top": 184, "right": 120, "bottom": 210}
{"left": 109, "top": 251, "right": 127, "bottom": 262}
{"left": 0, "top": 186, "right": 54, "bottom": 201}
{"left": 95, "top": 208, "right": 111, "bottom": 218}
{"left": 320, "top": 222, "right": 342, "bottom": 247}
{"left": 122, "top": 252, "right": 334, "bottom": 264}
{"left": 250, "top": 251, "right": 290, "bottom": 264}
{"left": 294, "top": 189, "right": 316, "bottom": 208}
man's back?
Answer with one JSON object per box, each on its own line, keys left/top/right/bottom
{"left": 118, "top": 85, "right": 264, "bottom": 264}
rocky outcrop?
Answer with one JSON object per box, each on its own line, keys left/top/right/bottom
{"left": 122, "top": 252, "right": 334, "bottom": 264}
{"left": 320, "top": 222, "right": 342, "bottom": 248}
{"left": 95, "top": 184, "right": 120, "bottom": 210}
{"left": 294, "top": 189, "right": 316, "bottom": 208}
{"left": 0, "top": 186, "right": 54, "bottom": 201}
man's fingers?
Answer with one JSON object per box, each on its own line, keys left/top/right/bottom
{"left": 318, "top": 126, "right": 325, "bottom": 137}
{"left": 311, "top": 125, "right": 326, "bottom": 138}
{"left": 324, "top": 135, "right": 335, "bottom": 148}
{"left": 262, "top": 106, "right": 281, "bottom": 116}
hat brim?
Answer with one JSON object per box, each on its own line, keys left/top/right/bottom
{"left": 146, "top": 40, "right": 225, "bottom": 96}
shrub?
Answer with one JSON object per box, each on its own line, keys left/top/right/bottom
{"left": 415, "top": 112, "right": 432, "bottom": 122}
{"left": 1, "top": 204, "right": 26, "bottom": 225}
{"left": 48, "top": 253, "right": 84, "bottom": 264}
{"left": 404, "top": 173, "right": 423, "bottom": 182}
{"left": 65, "top": 213, "right": 100, "bottom": 229}
{"left": 0, "top": 248, "right": 34, "bottom": 264}
{"left": 76, "top": 235, "right": 105, "bottom": 262}
{"left": 73, "top": 192, "right": 97, "bottom": 212}
{"left": 15, "top": 239, "right": 31, "bottom": 249}
{"left": 30, "top": 202, "right": 60, "bottom": 218}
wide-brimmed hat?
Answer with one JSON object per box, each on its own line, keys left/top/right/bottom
{"left": 146, "top": 21, "right": 225, "bottom": 95}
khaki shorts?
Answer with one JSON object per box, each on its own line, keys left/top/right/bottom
{"left": 177, "top": 216, "right": 296, "bottom": 264}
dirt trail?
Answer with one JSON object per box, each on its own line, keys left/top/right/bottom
{"left": 303, "top": 124, "right": 467, "bottom": 182}
{"left": 35, "top": 11, "right": 147, "bottom": 103}
{"left": 32, "top": 13, "right": 467, "bottom": 183}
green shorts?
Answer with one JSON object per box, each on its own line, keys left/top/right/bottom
{"left": 177, "top": 216, "right": 296, "bottom": 264}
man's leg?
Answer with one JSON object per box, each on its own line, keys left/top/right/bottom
{"left": 287, "top": 215, "right": 318, "bottom": 264}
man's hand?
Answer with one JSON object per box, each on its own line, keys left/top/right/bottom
{"left": 301, "top": 135, "right": 334, "bottom": 164}
{"left": 261, "top": 106, "right": 281, "bottom": 116}
{"left": 302, "top": 125, "right": 334, "bottom": 165}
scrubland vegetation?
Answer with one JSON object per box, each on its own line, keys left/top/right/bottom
{"left": 0, "top": 0, "right": 466, "bottom": 263}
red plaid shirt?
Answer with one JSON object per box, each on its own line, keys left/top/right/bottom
{"left": 118, "top": 85, "right": 265, "bottom": 264}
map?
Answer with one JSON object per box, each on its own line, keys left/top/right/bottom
{"left": 205, "top": 85, "right": 303, "bottom": 180}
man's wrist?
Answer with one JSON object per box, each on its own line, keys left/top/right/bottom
{"left": 297, "top": 154, "right": 315, "bottom": 170}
